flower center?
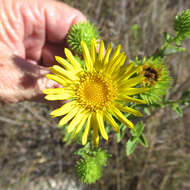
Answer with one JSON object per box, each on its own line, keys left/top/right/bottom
{"left": 144, "top": 67, "right": 158, "bottom": 81}
{"left": 76, "top": 73, "right": 117, "bottom": 110}
{"left": 141, "top": 66, "right": 161, "bottom": 86}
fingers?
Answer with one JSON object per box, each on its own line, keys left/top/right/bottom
{"left": 44, "top": 0, "right": 87, "bottom": 43}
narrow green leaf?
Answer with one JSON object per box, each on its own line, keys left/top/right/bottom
{"left": 135, "top": 121, "right": 144, "bottom": 137}
{"left": 163, "top": 45, "right": 185, "bottom": 56}
{"left": 139, "top": 134, "right": 148, "bottom": 147}
{"left": 130, "top": 121, "right": 145, "bottom": 137}
{"left": 126, "top": 137, "right": 138, "bottom": 156}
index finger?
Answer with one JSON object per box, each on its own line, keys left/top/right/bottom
{"left": 44, "top": 0, "right": 87, "bottom": 43}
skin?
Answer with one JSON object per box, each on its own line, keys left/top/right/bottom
{"left": 0, "top": 0, "right": 87, "bottom": 103}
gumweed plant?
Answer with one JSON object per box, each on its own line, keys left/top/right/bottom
{"left": 43, "top": 10, "right": 190, "bottom": 184}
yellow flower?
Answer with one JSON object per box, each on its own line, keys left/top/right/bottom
{"left": 43, "top": 39, "right": 148, "bottom": 146}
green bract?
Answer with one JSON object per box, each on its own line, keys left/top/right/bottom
{"left": 67, "top": 21, "right": 99, "bottom": 54}
{"left": 174, "top": 9, "right": 190, "bottom": 39}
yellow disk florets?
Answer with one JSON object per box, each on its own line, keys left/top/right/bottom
{"left": 76, "top": 72, "right": 117, "bottom": 111}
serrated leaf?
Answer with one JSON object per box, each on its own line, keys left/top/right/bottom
{"left": 139, "top": 134, "right": 148, "bottom": 147}
{"left": 126, "top": 137, "right": 138, "bottom": 156}
{"left": 171, "top": 103, "right": 183, "bottom": 117}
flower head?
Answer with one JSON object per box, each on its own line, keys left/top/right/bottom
{"left": 174, "top": 9, "right": 190, "bottom": 39}
{"left": 76, "top": 156, "right": 102, "bottom": 184}
{"left": 138, "top": 58, "right": 171, "bottom": 104}
{"left": 43, "top": 39, "right": 147, "bottom": 146}
{"left": 67, "top": 21, "right": 99, "bottom": 54}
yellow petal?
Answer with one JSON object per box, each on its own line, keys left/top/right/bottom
{"left": 98, "top": 40, "right": 105, "bottom": 62}
{"left": 125, "top": 61, "right": 135, "bottom": 74}
{"left": 72, "top": 113, "right": 89, "bottom": 139}
{"left": 92, "top": 125, "right": 99, "bottom": 147}
{"left": 110, "top": 44, "right": 121, "bottom": 61}
{"left": 44, "top": 92, "right": 74, "bottom": 101}
{"left": 81, "top": 41, "right": 93, "bottom": 72}
{"left": 44, "top": 89, "right": 75, "bottom": 101}
{"left": 50, "top": 101, "right": 76, "bottom": 117}
{"left": 114, "top": 62, "right": 135, "bottom": 81}
{"left": 115, "top": 104, "right": 142, "bottom": 117}
{"left": 67, "top": 110, "right": 86, "bottom": 133}
{"left": 107, "top": 53, "right": 126, "bottom": 74}
{"left": 124, "top": 66, "right": 141, "bottom": 80}
{"left": 82, "top": 114, "right": 92, "bottom": 145}
{"left": 111, "top": 106, "right": 134, "bottom": 129}
{"left": 104, "top": 112, "right": 120, "bottom": 133}
{"left": 96, "top": 111, "right": 108, "bottom": 141}
{"left": 55, "top": 56, "right": 74, "bottom": 71}
{"left": 122, "top": 88, "right": 149, "bottom": 95}
{"left": 58, "top": 107, "right": 79, "bottom": 127}
{"left": 64, "top": 48, "right": 82, "bottom": 71}
{"left": 118, "top": 95, "right": 146, "bottom": 104}
{"left": 103, "top": 42, "right": 112, "bottom": 66}
{"left": 114, "top": 54, "right": 127, "bottom": 72}
{"left": 90, "top": 38, "right": 97, "bottom": 63}
{"left": 50, "top": 65, "right": 78, "bottom": 81}
{"left": 119, "top": 76, "right": 144, "bottom": 88}
{"left": 46, "top": 74, "right": 69, "bottom": 87}
{"left": 43, "top": 88, "right": 71, "bottom": 95}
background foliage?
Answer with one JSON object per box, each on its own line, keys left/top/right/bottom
{"left": 0, "top": 0, "right": 190, "bottom": 189}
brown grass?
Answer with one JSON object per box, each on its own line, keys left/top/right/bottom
{"left": 0, "top": 0, "right": 190, "bottom": 189}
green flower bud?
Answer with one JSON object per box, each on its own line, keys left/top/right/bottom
{"left": 174, "top": 9, "right": 190, "bottom": 38}
{"left": 67, "top": 21, "right": 100, "bottom": 54}
{"left": 76, "top": 156, "right": 102, "bottom": 184}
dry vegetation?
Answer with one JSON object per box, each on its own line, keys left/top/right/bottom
{"left": 0, "top": 0, "right": 190, "bottom": 190}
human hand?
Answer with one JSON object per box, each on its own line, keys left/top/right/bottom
{"left": 0, "top": 0, "right": 86, "bottom": 103}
